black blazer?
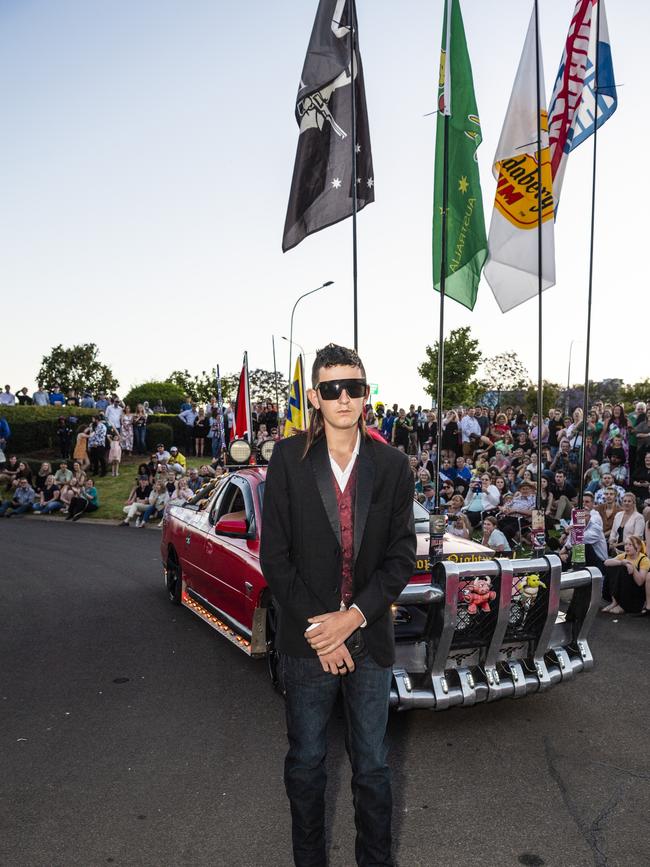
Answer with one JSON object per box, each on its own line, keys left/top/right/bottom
{"left": 260, "top": 432, "right": 416, "bottom": 667}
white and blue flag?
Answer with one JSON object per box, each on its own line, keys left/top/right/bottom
{"left": 548, "top": 0, "right": 617, "bottom": 208}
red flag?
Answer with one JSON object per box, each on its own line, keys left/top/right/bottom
{"left": 233, "top": 352, "right": 252, "bottom": 441}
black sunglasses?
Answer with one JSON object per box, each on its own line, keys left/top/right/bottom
{"left": 316, "top": 378, "right": 367, "bottom": 400}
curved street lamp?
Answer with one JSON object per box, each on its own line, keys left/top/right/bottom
{"left": 287, "top": 281, "right": 333, "bottom": 402}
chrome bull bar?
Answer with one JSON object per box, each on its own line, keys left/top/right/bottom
{"left": 390, "top": 555, "right": 601, "bottom": 711}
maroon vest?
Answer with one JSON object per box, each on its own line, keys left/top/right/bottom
{"left": 332, "top": 461, "right": 358, "bottom": 606}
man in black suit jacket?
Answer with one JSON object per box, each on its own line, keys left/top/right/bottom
{"left": 260, "top": 344, "right": 416, "bottom": 867}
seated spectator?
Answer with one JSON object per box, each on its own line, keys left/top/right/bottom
{"left": 420, "top": 482, "right": 437, "bottom": 512}
{"left": 34, "top": 462, "right": 53, "bottom": 493}
{"left": 173, "top": 477, "right": 193, "bottom": 502}
{"left": 54, "top": 462, "right": 73, "bottom": 487}
{"left": 138, "top": 480, "right": 170, "bottom": 528}
{"left": 70, "top": 460, "right": 87, "bottom": 487}
{"left": 60, "top": 477, "right": 84, "bottom": 512}
{"left": 438, "top": 479, "right": 456, "bottom": 505}
{"left": 601, "top": 536, "right": 649, "bottom": 615}
{"left": 551, "top": 439, "right": 579, "bottom": 485}
{"left": 32, "top": 475, "right": 63, "bottom": 515}
{"left": 0, "top": 455, "right": 20, "bottom": 489}
{"left": 152, "top": 399, "right": 167, "bottom": 413}
{"left": 155, "top": 443, "right": 171, "bottom": 463}
{"left": 415, "top": 469, "right": 432, "bottom": 496}
{"left": 497, "top": 479, "right": 536, "bottom": 542}
{"left": 463, "top": 473, "right": 500, "bottom": 527}
{"left": 550, "top": 470, "right": 577, "bottom": 522}
{"left": 0, "top": 478, "right": 37, "bottom": 516}
{"left": 631, "top": 452, "right": 650, "bottom": 505}
{"left": 120, "top": 476, "right": 153, "bottom": 526}
{"left": 593, "top": 472, "right": 626, "bottom": 505}
{"left": 448, "top": 511, "right": 472, "bottom": 540}
{"left": 608, "top": 493, "right": 645, "bottom": 555}
{"left": 66, "top": 478, "right": 99, "bottom": 521}
{"left": 559, "top": 506, "right": 608, "bottom": 570}
{"left": 447, "top": 456, "right": 472, "bottom": 495}
{"left": 584, "top": 459, "right": 602, "bottom": 492}
{"left": 595, "top": 487, "right": 622, "bottom": 536}
{"left": 10, "top": 461, "right": 33, "bottom": 491}
{"left": 445, "top": 493, "right": 466, "bottom": 518}
{"left": 481, "top": 515, "right": 512, "bottom": 555}
{"left": 187, "top": 467, "right": 202, "bottom": 493}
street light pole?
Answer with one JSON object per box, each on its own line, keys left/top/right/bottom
{"left": 287, "top": 281, "right": 334, "bottom": 402}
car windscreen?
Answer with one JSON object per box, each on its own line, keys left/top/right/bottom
{"left": 413, "top": 499, "right": 430, "bottom": 531}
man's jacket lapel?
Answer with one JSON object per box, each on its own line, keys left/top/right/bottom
{"left": 354, "top": 436, "right": 375, "bottom": 562}
{"left": 309, "top": 437, "right": 340, "bottom": 545}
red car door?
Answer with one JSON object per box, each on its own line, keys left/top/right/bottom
{"left": 200, "top": 477, "right": 259, "bottom": 631}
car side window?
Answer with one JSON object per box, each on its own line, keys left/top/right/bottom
{"left": 215, "top": 481, "right": 247, "bottom": 524}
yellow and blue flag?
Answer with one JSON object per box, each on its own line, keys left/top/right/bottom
{"left": 284, "top": 355, "right": 308, "bottom": 437}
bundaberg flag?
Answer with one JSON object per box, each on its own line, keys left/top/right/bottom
{"left": 548, "top": 0, "right": 617, "bottom": 210}
{"left": 284, "top": 356, "right": 308, "bottom": 437}
{"left": 433, "top": 0, "right": 487, "bottom": 311}
{"left": 484, "top": 5, "right": 556, "bottom": 313}
{"left": 282, "top": 0, "right": 374, "bottom": 252}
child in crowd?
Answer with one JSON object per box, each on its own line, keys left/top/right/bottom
{"left": 108, "top": 434, "right": 122, "bottom": 477}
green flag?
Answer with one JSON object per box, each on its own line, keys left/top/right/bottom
{"left": 433, "top": 0, "right": 487, "bottom": 311}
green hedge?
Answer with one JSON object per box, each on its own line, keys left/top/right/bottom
{"left": 0, "top": 406, "right": 189, "bottom": 456}
{"left": 123, "top": 381, "right": 186, "bottom": 414}
{"left": 146, "top": 423, "right": 174, "bottom": 450}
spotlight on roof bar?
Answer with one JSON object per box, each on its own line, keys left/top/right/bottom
{"left": 258, "top": 439, "right": 276, "bottom": 464}
{"left": 228, "top": 438, "right": 252, "bottom": 465}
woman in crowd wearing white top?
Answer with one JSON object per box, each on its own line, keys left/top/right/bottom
{"left": 608, "top": 492, "right": 645, "bottom": 554}
{"left": 481, "top": 515, "right": 512, "bottom": 555}
{"left": 463, "top": 473, "right": 500, "bottom": 527}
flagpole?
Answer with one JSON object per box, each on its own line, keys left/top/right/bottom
{"left": 578, "top": 0, "right": 601, "bottom": 509}
{"left": 349, "top": 0, "right": 359, "bottom": 350}
{"left": 272, "top": 335, "right": 280, "bottom": 416}
{"left": 533, "top": 0, "right": 544, "bottom": 550}
{"left": 434, "top": 112, "right": 449, "bottom": 512}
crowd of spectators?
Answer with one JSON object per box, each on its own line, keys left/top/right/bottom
{"left": 2, "top": 382, "right": 649, "bottom": 615}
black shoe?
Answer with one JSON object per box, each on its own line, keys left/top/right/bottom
{"left": 71, "top": 512, "right": 83, "bottom": 522}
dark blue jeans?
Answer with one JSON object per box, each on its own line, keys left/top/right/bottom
{"left": 280, "top": 634, "right": 393, "bottom": 867}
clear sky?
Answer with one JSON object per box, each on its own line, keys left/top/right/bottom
{"left": 1, "top": 0, "right": 645, "bottom": 407}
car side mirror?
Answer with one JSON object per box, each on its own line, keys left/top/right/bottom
{"left": 214, "top": 516, "right": 248, "bottom": 535}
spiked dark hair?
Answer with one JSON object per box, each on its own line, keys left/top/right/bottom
{"left": 310, "top": 343, "right": 366, "bottom": 388}
{"left": 302, "top": 343, "right": 368, "bottom": 457}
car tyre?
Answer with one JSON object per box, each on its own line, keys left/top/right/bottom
{"left": 166, "top": 550, "right": 182, "bottom": 605}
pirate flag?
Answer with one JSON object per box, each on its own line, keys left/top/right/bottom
{"left": 282, "top": 0, "right": 375, "bottom": 253}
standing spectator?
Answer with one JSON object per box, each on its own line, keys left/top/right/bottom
{"left": 0, "top": 385, "right": 15, "bottom": 405}
{"left": 441, "top": 410, "right": 460, "bottom": 461}
{"left": 120, "top": 476, "right": 153, "bottom": 526}
{"left": 142, "top": 400, "right": 153, "bottom": 416}
{"left": 32, "top": 384, "right": 49, "bottom": 406}
{"left": 631, "top": 452, "right": 650, "bottom": 504}
{"left": 0, "top": 477, "right": 36, "bottom": 516}
{"left": 193, "top": 408, "right": 208, "bottom": 458}
{"left": 16, "top": 388, "right": 33, "bottom": 406}
{"left": 0, "top": 416, "right": 10, "bottom": 458}
{"left": 152, "top": 398, "right": 167, "bottom": 413}
{"left": 120, "top": 405, "right": 134, "bottom": 456}
{"left": 459, "top": 406, "right": 481, "bottom": 458}
{"left": 179, "top": 395, "right": 192, "bottom": 412}
{"left": 627, "top": 402, "right": 646, "bottom": 471}
{"left": 32, "top": 475, "right": 63, "bottom": 515}
{"left": 80, "top": 391, "right": 95, "bottom": 408}
{"left": 133, "top": 404, "right": 148, "bottom": 454}
{"left": 547, "top": 408, "right": 562, "bottom": 454}
{"left": 207, "top": 408, "right": 223, "bottom": 460}
{"left": 391, "top": 408, "right": 412, "bottom": 450}
{"left": 49, "top": 384, "right": 65, "bottom": 406}
{"left": 178, "top": 403, "right": 198, "bottom": 455}
{"left": 66, "top": 478, "right": 99, "bottom": 521}
{"left": 104, "top": 397, "right": 123, "bottom": 433}
{"left": 108, "top": 434, "right": 122, "bottom": 477}
{"left": 95, "top": 392, "right": 109, "bottom": 411}
{"left": 88, "top": 416, "right": 108, "bottom": 477}
{"left": 73, "top": 425, "right": 91, "bottom": 470}
{"left": 55, "top": 417, "right": 73, "bottom": 460}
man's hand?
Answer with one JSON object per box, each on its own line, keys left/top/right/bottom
{"left": 305, "top": 609, "right": 364, "bottom": 657}
{"left": 317, "top": 645, "right": 356, "bottom": 675}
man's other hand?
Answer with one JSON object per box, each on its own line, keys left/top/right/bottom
{"left": 317, "top": 645, "right": 356, "bottom": 675}
{"left": 305, "top": 609, "right": 364, "bottom": 656}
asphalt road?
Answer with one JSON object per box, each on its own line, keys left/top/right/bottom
{"left": 1, "top": 520, "right": 649, "bottom": 867}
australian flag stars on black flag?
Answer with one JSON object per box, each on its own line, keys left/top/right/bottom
{"left": 282, "top": 0, "right": 374, "bottom": 252}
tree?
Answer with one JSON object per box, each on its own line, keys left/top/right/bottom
{"left": 123, "top": 381, "right": 186, "bottom": 413}
{"left": 166, "top": 367, "right": 288, "bottom": 408}
{"left": 248, "top": 368, "right": 289, "bottom": 407}
{"left": 481, "top": 352, "right": 530, "bottom": 407}
{"left": 37, "top": 343, "right": 118, "bottom": 394}
{"left": 418, "top": 326, "right": 482, "bottom": 409}
{"left": 524, "top": 381, "right": 562, "bottom": 418}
